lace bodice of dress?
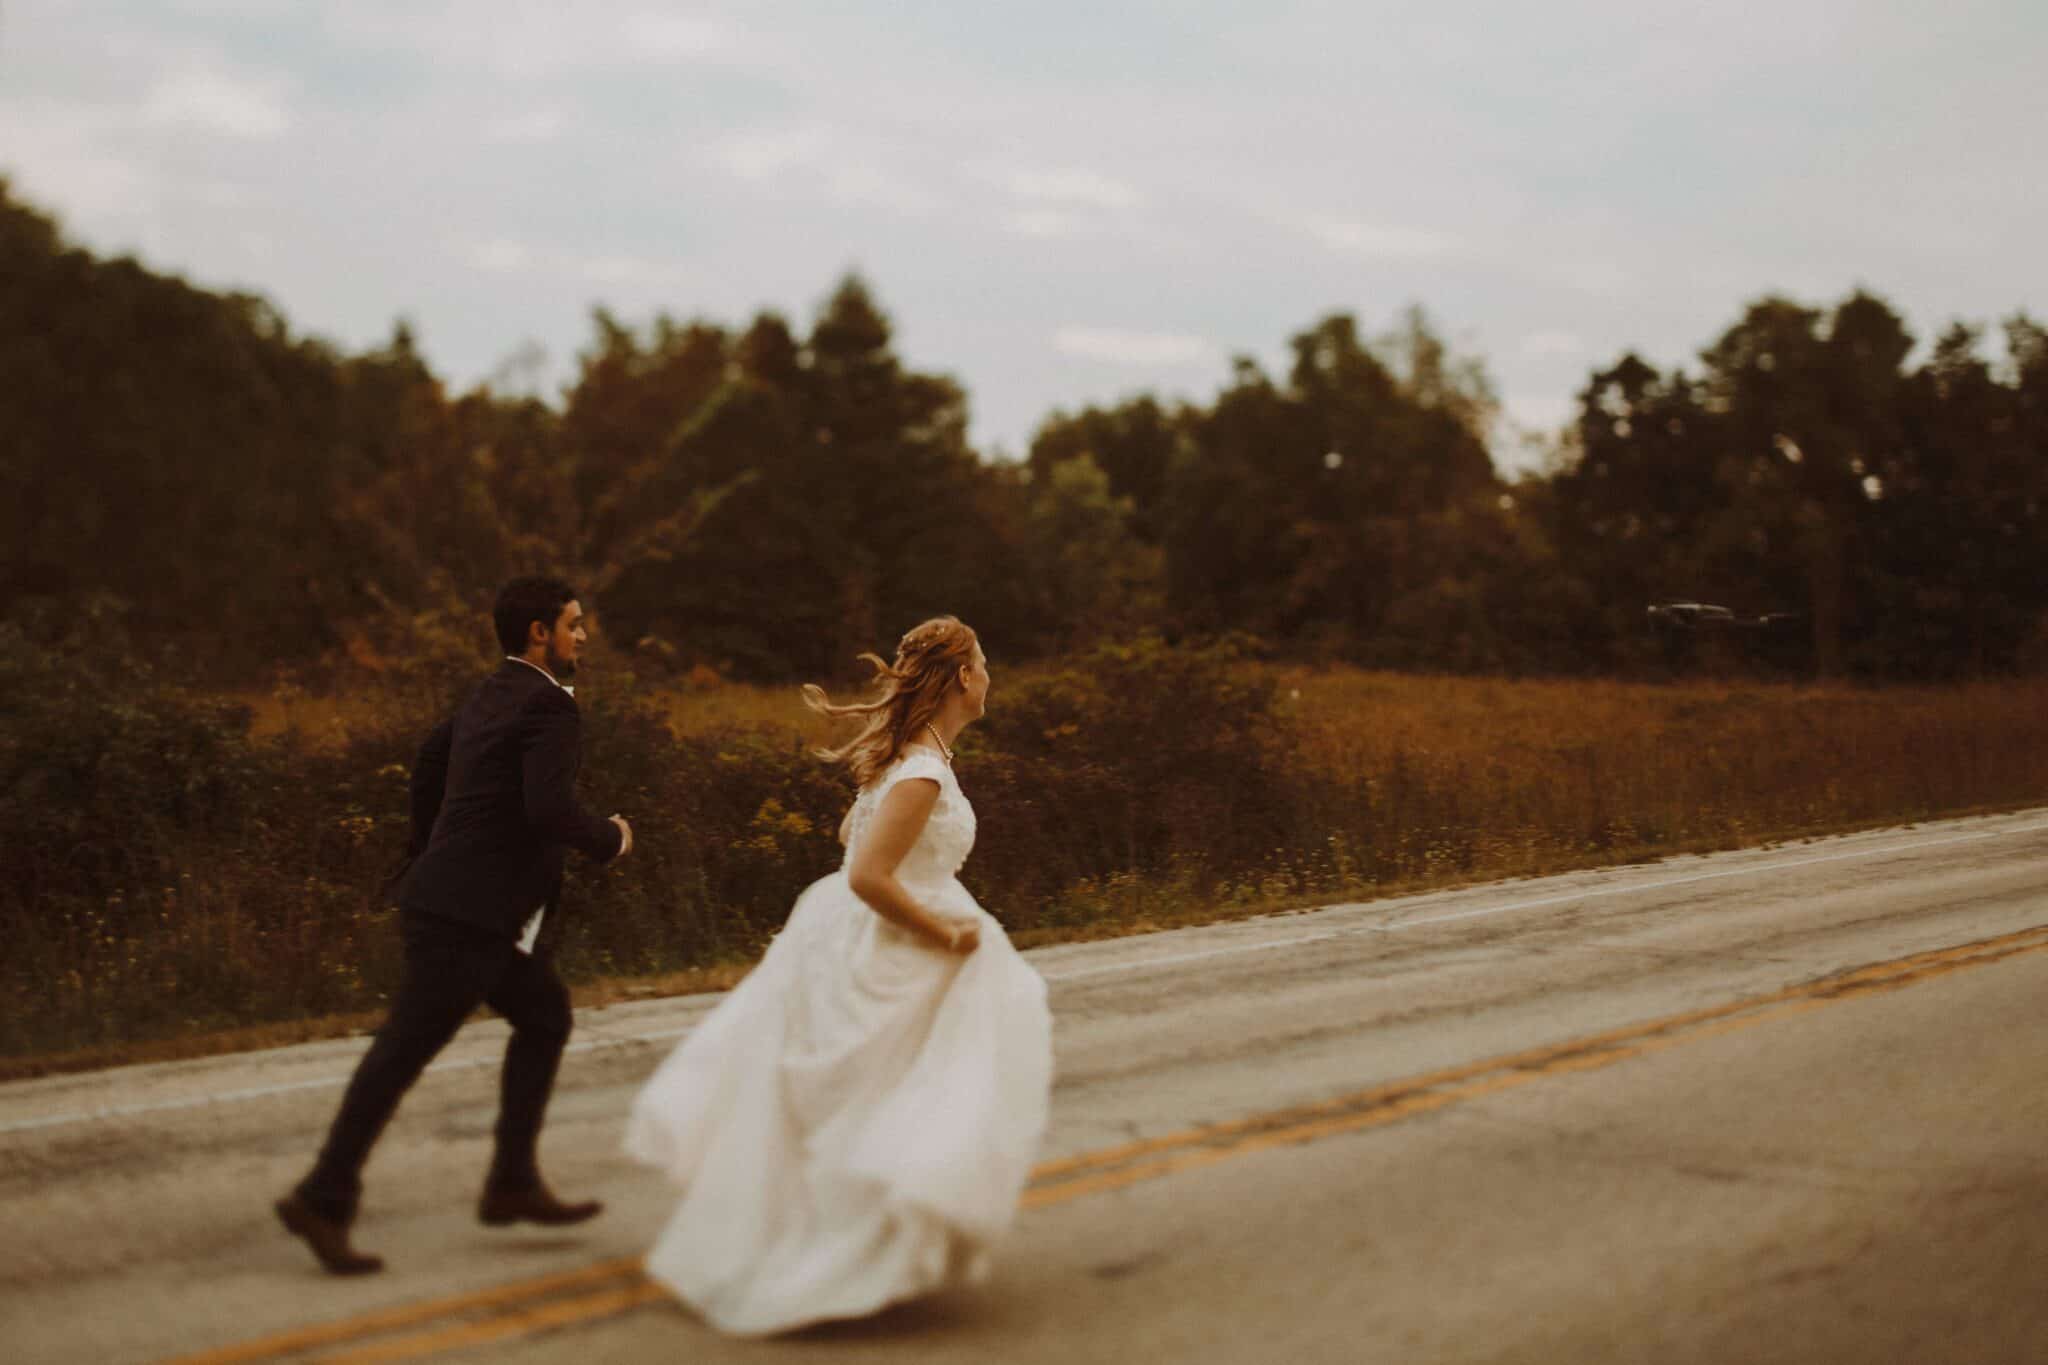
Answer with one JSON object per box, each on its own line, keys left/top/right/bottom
{"left": 841, "top": 748, "right": 976, "bottom": 885}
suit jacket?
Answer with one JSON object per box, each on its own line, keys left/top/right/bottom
{"left": 397, "top": 660, "right": 624, "bottom": 937}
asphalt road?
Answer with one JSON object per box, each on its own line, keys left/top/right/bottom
{"left": 4, "top": 807, "right": 2045, "bottom": 1364}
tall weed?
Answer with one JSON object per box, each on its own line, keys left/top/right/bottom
{"left": 4, "top": 631, "right": 2045, "bottom": 1060}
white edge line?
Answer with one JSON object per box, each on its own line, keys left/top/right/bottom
{"left": 5, "top": 817, "right": 2044, "bottom": 1136}
{"left": 1036, "top": 823, "right": 2046, "bottom": 981}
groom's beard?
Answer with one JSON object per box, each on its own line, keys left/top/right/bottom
{"left": 546, "top": 647, "right": 578, "bottom": 680}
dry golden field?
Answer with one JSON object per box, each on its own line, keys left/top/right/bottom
{"left": 646, "top": 663, "right": 2048, "bottom": 868}
{"left": 8, "top": 662, "right": 2044, "bottom": 1073}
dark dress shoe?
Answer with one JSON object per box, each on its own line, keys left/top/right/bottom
{"left": 477, "top": 1181, "right": 604, "bottom": 1227}
{"left": 276, "top": 1192, "right": 385, "bottom": 1275}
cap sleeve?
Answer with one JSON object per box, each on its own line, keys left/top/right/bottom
{"left": 873, "top": 748, "right": 949, "bottom": 802}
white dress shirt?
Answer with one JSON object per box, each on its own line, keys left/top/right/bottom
{"left": 506, "top": 656, "right": 572, "bottom": 953}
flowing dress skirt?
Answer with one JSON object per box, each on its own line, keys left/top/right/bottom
{"left": 624, "top": 870, "right": 1052, "bottom": 1336}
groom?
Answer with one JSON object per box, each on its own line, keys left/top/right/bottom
{"left": 277, "top": 576, "right": 633, "bottom": 1275}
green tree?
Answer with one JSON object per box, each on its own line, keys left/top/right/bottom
{"left": 1696, "top": 292, "right": 1911, "bottom": 676}
{"left": 1027, "top": 395, "right": 1183, "bottom": 542}
{"left": 1159, "top": 311, "right": 1501, "bottom": 651}
{"left": 0, "top": 181, "right": 370, "bottom": 659}
{"left": 1020, "top": 453, "right": 1164, "bottom": 649}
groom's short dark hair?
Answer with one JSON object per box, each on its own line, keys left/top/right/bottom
{"left": 494, "top": 576, "right": 579, "bottom": 655}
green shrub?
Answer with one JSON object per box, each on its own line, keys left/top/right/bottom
{"left": 553, "top": 698, "right": 848, "bottom": 976}
{"left": 965, "top": 635, "right": 1300, "bottom": 926}
{"left": 12, "top": 629, "right": 2044, "bottom": 1062}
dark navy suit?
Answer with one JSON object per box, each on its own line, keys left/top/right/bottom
{"left": 298, "top": 660, "right": 624, "bottom": 1218}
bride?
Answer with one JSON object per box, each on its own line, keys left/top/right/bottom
{"left": 624, "top": 616, "right": 1053, "bottom": 1336}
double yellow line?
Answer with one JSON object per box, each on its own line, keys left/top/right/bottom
{"left": 166, "top": 1259, "right": 663, "bottom": 1365}
{"left": 1019, "top": 920, "right": 2048, "bottom": 1207}
{"left": 166, "top": 921, "right": 2048, "bottom": 1364}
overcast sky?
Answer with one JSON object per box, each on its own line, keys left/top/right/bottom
{"left": 5, "top": 0, "right": 2043, "bottom": 469}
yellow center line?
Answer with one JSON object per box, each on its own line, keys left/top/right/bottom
{"left": 157, "top": 1258, "right": 645, "bottom": 1365}
{"left": 308, "top": 1283, "right": 670, "bottom": 1365}
{"left": 1021, "top": 924, "right": 2048, "bottom": 1209}
{"left": 1024, "top": 922, "right": 2048, "bottom": 1192}
{"left": 165, "top": 921, "right": 2048, "bottom": 1364}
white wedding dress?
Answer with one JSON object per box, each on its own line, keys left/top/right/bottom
{"left": 624, "top": 747, "right": 1053, "bottom": 1336}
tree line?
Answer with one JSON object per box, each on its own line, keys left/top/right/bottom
{"left": 5, "top": 178, "right": 2044, "bottom": 682}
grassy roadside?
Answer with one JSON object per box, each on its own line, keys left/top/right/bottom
{"left": 6, "top": 650, "right": 2046, "bottom": 1071}
{"left": 3, "top": 794, "right": 2038, "bottom": 1085}
{"left": 0, "top": 960, "right": 753, "bottom": 1084}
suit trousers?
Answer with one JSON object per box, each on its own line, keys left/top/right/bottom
{"left": 298, "top": 912, "right": 573, "bottom": 1222}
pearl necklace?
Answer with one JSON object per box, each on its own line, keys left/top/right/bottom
{"left": 924, "top": 721, "right": 955, "bottom": 766}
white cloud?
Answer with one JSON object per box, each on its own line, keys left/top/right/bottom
{"left": 1300, "top": 215, "right": 1453, "bottom": 259}
{"left": 1549, "top": 260, "right": 1633, "bottom": 296}
{"left": 188, "top": 180, "right": 260, "bottom": 209}
{"left": 1055, "top": 327, "right": 1219, "bottom": 368}
{"left": 979, "top": 163, "right": 1157, "bottom": 243}
{"left": 1504, "top": 393, "right": 1576, "bottom": 434}
{"left": 170, "top": 0, "right": 300, "bottom": 15}
{"left": 1000, "top": 167, "right": 1141, "bottom": 212}
{"left": 142, "top": 67, "right": 291, "bottom": 139}
{"left": 619, "top": 13, "right": 734, "bottom": 61}
{"left": 708, "top": 126, "right": 830, "bottom": 182}
{"left": 468, "top": 238, "right": 534, "bottom": 273}
{"left": 704, "top": 126, "right": 936, "bottom": 216}
{"left": 575, "top": 253, "right": 695, "bottom": 287}
{"left": 460, "top": 234, "right": 693, "bottom": 288}
{"left": 1521, "top": 330, "right": 1584, "bottom": 357}
{"left": 0, "top": 102, "right": 154, "bottom": 224}
{"left": 824, "top": 162, "right": 938, "bottom": 216}
{"left": 484, "top": 108, "right": 571, "bottom": 144}
{"left": 10, "top": 0, "right": 2042, "bottom": 465}
{"left": 1005, "top": 209, "right": 1085, "bottom": 240}
{"left": 325, "top": 4, "right": 755, "bottom": 81}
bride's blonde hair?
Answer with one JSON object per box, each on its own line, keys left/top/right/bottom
{"left": 802, "top": 616, "right": 978, "bottom": 788}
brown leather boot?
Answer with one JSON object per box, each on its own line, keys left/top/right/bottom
{"left": 477, "top": 1179, "right": 603, "bottom": 1227}
{"left": 275, "top": 1192, "right": 385, "bottom": 1275}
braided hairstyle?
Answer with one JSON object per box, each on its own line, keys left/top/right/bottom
{"left": 802, "top": 616, "right": 979, "bottom": 788}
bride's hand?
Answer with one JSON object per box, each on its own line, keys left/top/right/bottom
{"left": 941, "top": 920, "right": 981, "bottom": 956}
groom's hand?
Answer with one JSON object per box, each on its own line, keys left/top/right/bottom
{"left": 610, "top": 815, "right": 633, "bottom": 857}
